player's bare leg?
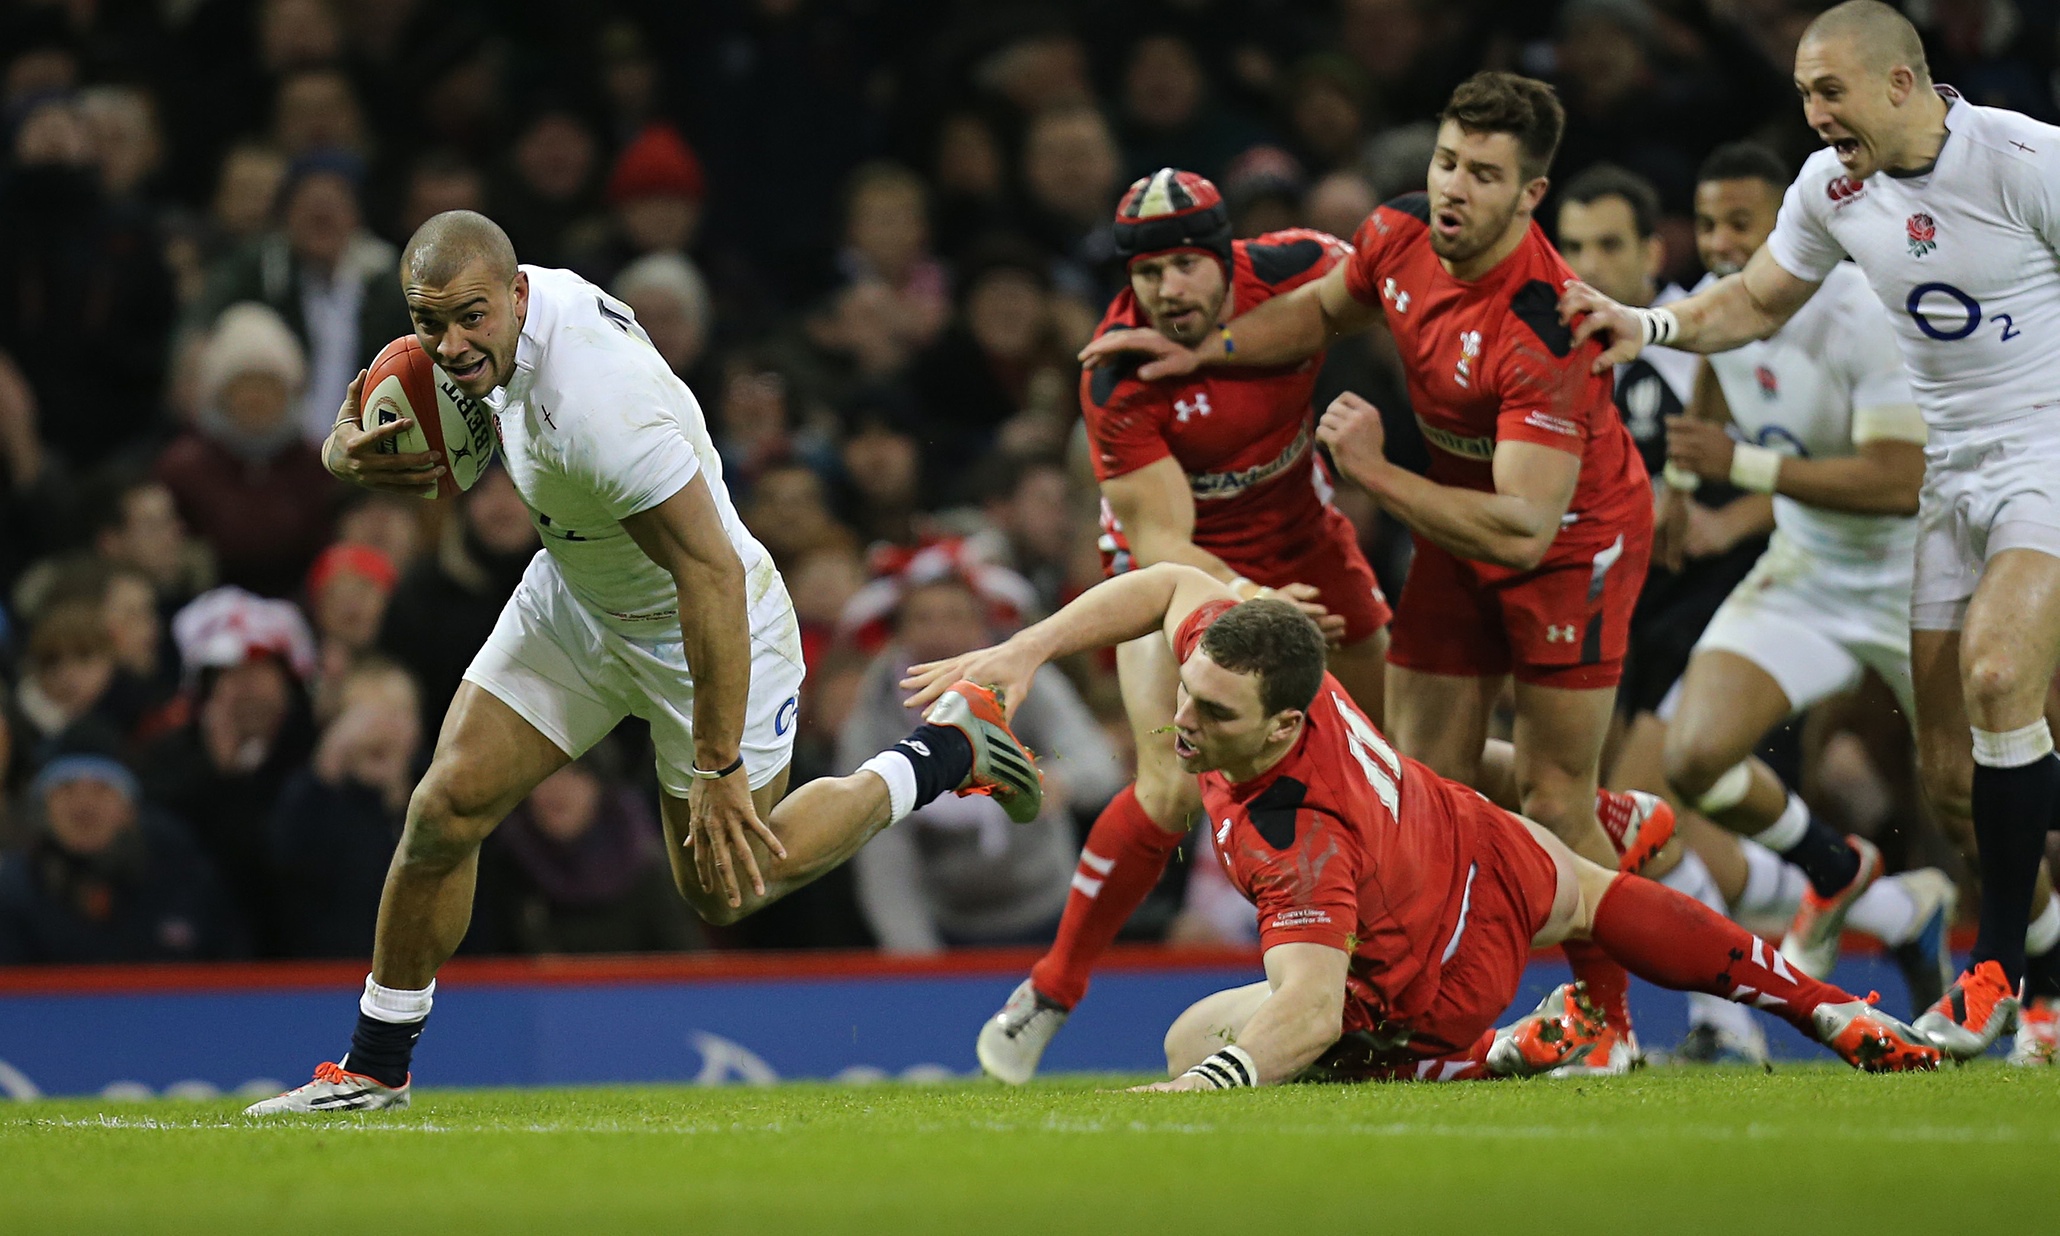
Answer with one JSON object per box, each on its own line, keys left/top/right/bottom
{"left": 247, "top": 685, "right": 573, "bottom": 1114}
{"left": 1385, "top": 665, "right": 1498, "bottom": 785}
{"left": 1162, "top": 982, "right": 1271, "bottom": 1075}
{"left": 1325, "top": 628, "right": 1387, "bottom": 727}
{"left": 1916, "top": 550, "right": 2060, "bottom": 1055}
{"left": 981, "top": 636, "right": 1200, "bottom": 1083}
{"left": 1496, "top": 819, "right": 1938, "bottom": 1073}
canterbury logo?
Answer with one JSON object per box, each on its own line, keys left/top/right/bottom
{"left": 1416, "top": 416, "right": 1496, "bottom": 461}
{"left": 1545, "top": 624, "right": 1577, "bottom": 643}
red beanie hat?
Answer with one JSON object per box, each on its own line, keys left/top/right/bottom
{"left": 607, "top": 123, "right": 706, "bottom": 205}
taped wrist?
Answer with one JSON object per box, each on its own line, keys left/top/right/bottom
{"left": 1182, "top": 1044, "right": 1258, "bottom": 1088}
{"left": 1728, "top": 442, "right": 1782, "bottom": 494}
{"left": 1637, "top": 306, "right": 1680, "bottom": 347}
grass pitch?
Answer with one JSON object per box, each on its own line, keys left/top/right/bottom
{"left": 4, "top": 1066, "right": 2056, "bottom": 1235}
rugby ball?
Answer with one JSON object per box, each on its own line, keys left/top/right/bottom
{"left": 361, "top": 336, "right": 496, "bottom": 499}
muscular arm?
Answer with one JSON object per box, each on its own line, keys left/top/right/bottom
{"left": 1082, "top": 264, "right": 1382, "bottom": 380}
{"left": 621, "top": 473, "right": 749, "bottom": 771}
{"left": 1103, "top": 457, "right": 1245, "bottom": 584}
{"left": 1566, "top": 247, "right": 1824, "bottom": 369}
{"left": 1228, "top": 942, "right": 1352, "bottom": 1084}
{"left": 1344, "top": 438, "right": 1580, "bottom": 572}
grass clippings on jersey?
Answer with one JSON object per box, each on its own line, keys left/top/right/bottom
{"left": 3, "top": 1065, "right": 2055, "bottom": 1235}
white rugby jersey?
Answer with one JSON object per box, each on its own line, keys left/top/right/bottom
{"left": 1702, "top": 263, "right": 1921, "bottom": 567}
{"left": 1766, "top": 89, "right": 2060, "bottom": 433}
{"left": 487, "top": 265, "right": 781, "bottom": 636}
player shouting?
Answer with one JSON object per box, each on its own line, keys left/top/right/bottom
{"left": 249, "top": 212, "right": 1044, "bottom": 1112}
{"left": 974, "top": 169, "right": 1394, "bottom": 1083}
{"left": 1562, "top": 0, "right": 2060, "bottom": 1059}
{"left": 907, "top": 564, "right": 1940, "bottom": 1084}
{"left": 1078, "top": 72, "right": 1657, "bottom": 1073}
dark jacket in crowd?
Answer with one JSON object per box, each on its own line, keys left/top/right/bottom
{"left": 266, "top": 769, "right": 404, "bottom": 959}
{"left": 378, "top": 521, "right": 534, "bottom": 734}
{"left": 0, "top": 810, "right": 245, "bottom": 965}
{"left": 472, "top": 789, "right": 702, "bottom": 955}
{"left": 154, "top": 432, "right": 338, "bottom": 599}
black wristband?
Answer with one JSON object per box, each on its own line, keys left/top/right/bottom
{"left": 690, "top": 754, "right": 745, "bottom": 781}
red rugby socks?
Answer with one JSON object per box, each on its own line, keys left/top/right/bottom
{"left": 1589, "top": 873, "right": 1844, "bottom": 1036}
{"left": 1561, "top": 940, "right": 1631, "bottom": 1038}
{"left": 1029, "top": 785, "right": 1185, "bottom": 1009}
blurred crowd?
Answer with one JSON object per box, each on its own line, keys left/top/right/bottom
{"left": 3, "top": 0, "right": 2052, "bottom": 965}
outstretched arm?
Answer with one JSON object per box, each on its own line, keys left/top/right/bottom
{"left": 1077, "top": 263, "right": 1382, "bottom": 382}
{"left": 1135, "top": 943, "right": 1350, "bottom": 1090}
{"left": 900, "top": 563, "right": 1235, "bottom": 715}
{"left": 1559, "top": 246, "right": 1823, "bottom": 372}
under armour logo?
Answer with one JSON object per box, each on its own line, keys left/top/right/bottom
{"left": 1382, "top": 277, "right": 1411, "bottom": 314}
{"left": 1545, "top": 624, "right": 1576, "bottom": 643}
{"left": 1175, "top": 392, "right": 1213, "bottom": 424}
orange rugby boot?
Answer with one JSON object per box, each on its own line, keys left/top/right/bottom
{"left": 1487, "top": 983, "right": 1608, "bottom": 1078}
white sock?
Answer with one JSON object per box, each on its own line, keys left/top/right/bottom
{"left": 360, "top": 976, "right": 434, "bottom": 1024}
{"left": 1660, "top": 847, "right": 1725, "bottom": 910}
{"left": 1733, "top": 839, "right": 1807, "bottom": 925}
{"left": 1749, "top": 793, "right": 1811, "bottom": 853}
{"left": 1845, "top": 875, "right": 1921, "bottom": 946}
{"left": 1971, "top": 719, "right": 2054, "bottom": 768}
{"left": 2028, "top": 894, "right": 2060, "bottom": 955}
{"left": 859, "top": 750, "right": 918, "bottom": 824}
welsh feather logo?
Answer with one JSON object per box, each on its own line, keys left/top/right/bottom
{"left": 1907, "top": 212, "right": 1937, "bottom": 257}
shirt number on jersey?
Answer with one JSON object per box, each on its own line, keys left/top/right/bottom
{"left": 1332, "top": 692, "right": 1401, "bottom": 817}
{"left": 1906, "top": 281, "right": 2021, "bottom": 343}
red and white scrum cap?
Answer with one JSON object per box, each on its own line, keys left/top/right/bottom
{"left": 1112, "top": 168, "right": 1234, "bottom": 270}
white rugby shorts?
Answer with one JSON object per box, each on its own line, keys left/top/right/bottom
{"left": 1911, "top": 408, "right": 2060, "bottom": 632}
{"left": 1681, "top": 533, "right": 1916, "bottom": 719}
{"left": 463, "top": 555, "right": 805, "bottom": 796}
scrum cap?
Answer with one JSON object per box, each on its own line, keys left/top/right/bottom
{"left": 1113, "top": 168, "right": 1234, "bottom": 271}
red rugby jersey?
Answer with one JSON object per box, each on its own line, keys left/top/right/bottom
{"left": 1343, "top": 194, "right": 1649, "bottom": 561}
{"left": 1175, "top": 599, "right": 1508, "bottom": 1039}
{"left": 1083, "top": 229, "right": 1351, "bottom": 572}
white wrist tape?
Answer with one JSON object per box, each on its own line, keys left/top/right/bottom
{"left": 1661, "top": 461, "right": 1702, "bottom": 493}
{"left": 1637, "top": 306, "right": 1680, "bottom": 347}
{"left": 1183, "top": 1045, "right": 1258, "bottom": 1088}
{"left": 1729, "top": 442, "right": 1782, "bottom": 494}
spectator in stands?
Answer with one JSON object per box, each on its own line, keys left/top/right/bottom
{"left": 475, "top": 738, "right": 702, "bottom": 954}
{"left": 844, "top": 567, "right": 1122, "bottom": 953}
{"left": 304, "top": 543, "right": 399, "bottom": 720}
{"left": 929, "top": 112, "right": 1009, "bottom": 258}
{"left": 786, "top": 545, "right": 867, "bottom": 674}
{"left": 1221, "top": 146, "right": 1307, "bottom": 239}
{"left": 742, "top": 460, "right": 858, "bottom": 569}
{"left": 837, "top": 162, "right": 949, "bottom": 352}
{"left": 165, "top": 142, "right": 288, "bottom": 308}
{"left": 398, "top": 151, "right": 488, "bottom": 240}
{"left": 1118, "top": 32, "right": 1272, "bottom": 182}
{"left": 191, "top": 150, "right": 400, "bottom": 444}
{"left": 137, "top": 587, "right": 316, "bottom": 953}
{"left": 378, "top": 465, "right": 537, "bottom": 735}
{"left": 491, "top": 107, "right": 601, "bottom": 270}
{"left": 268, "top": 660, "right": 419, "bottom": 957}
{"left": 0, "top": 754, "right": 244, "bottom": 964}
{"left": 575, "top": 121, "right": 706, "bottom": 287}
{"left": 10, "top": 557, "right": 176, "bottom": 744}
{"left": 615, "top": 253, "right": 713, "bottom": 384}
{"left": 1282, "top": 55, "right": 1372, "bottom": 175}
{"left": 155, "top": 303, "right": 338, "bottom": 598}
{"left": 7, "top": 601, "right": 127, "bottom": 774}
{"left": 270, "top": 68, "right": 367, "bottom": 161}
{"left": 0, "top": 93, "right": 175, "bottom": 470}
{"left": 965, "top": 452, "right": 1076, "bottom": 617}
{"left": 85, "top": 470, "right": 214, "bottom": 612}
{"left": 1017, "top": 104, "right": 1124, "bottom": 303}
{"left": 1304, "top": 170, "right": 1378, "bottom": 244}
{"left": 836, "top": 393, "right": 927, "bottom": 548}
{"left": 333, "top": 492, "right": 425, "bottom": 577}
{"left": 0, "top": 352, "right": 74, "bottom": 601}
{"left": 907, "top": 241, "right": 1076, "bottom": 489}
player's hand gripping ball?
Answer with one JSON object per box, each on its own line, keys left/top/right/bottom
{"left": 353, "top": 335, "right": 498, "bottom": 499}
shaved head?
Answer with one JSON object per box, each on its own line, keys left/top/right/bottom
{"left": 402, "top": 209, "right": 517, "bottom": 289}
{"left": 1801, "top": 0, "right": 1930, "bottom": 83}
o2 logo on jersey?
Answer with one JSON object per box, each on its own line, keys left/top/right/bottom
{"left": 1906, "top": 212, "right": 1938, "bottom": 258}
{"left": 1174, "top": 391, "right": 1213, "bottom": 424}
{"left": 1906, "top": 281, "right": 2021, "bottom": 343}
{"left": 774, "top": 694, "right": 799, "bottom": 737}
{"left": 1454, "top": 330, "right": 1482, "bottom": 389}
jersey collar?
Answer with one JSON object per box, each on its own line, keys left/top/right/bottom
{"left": 1886, "top": 86, "right": 1960, "bottom": 181}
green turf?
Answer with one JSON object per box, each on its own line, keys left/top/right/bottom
{"left": 3, "top": 1066, "right": 2056, "bottom": 1235}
